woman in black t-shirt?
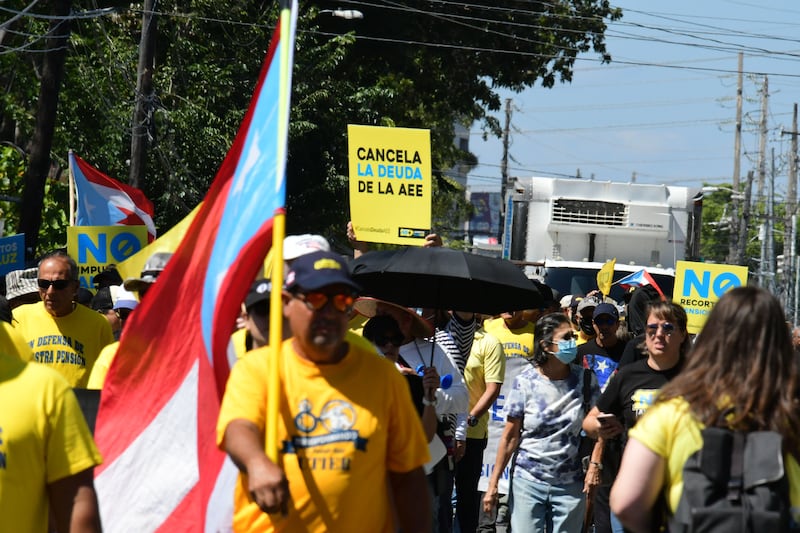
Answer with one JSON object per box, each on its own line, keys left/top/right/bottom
{"left": 581, "top": 301, "right": 690, "bottom": 533}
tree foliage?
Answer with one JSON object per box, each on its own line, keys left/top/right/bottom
{"left": 698, "top": 184, "right": 786, "bottom": 273}
{"left": 0, "top": 0, "right": 621, "bottom": 256}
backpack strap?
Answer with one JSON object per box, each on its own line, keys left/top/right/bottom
{"left": 727, "top": 431, "right": 745, "bottom": 503}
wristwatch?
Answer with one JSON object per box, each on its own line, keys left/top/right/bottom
{"left": 467, "top": 414, "right": 479, "bottom": 427}
{"left": 422, "top": 396, "right": 437, "bottom": 407}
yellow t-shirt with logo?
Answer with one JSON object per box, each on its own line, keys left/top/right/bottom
{"left": 14, "top": 301, "right": 114, "bottom": 388}
{"left": 630, "top": 397, "right": 800, "bottom": 523}
{"left": 483, "top": 316, "right": 534, "bottom": 360}
{"left": 217, "top": 338, "right": 429, "bottom": 532}
{"left": 0, "top": 351, "right": 102, "bottom": 532}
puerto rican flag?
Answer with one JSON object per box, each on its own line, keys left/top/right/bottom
{"left": 70, "top": 151, "right": 157, "bottom": 241}
{"left": 615, "top": 269, "right": 666, "bottom": 299}
{"left": 92, "top": 3, "right": 297, "bottom": 531}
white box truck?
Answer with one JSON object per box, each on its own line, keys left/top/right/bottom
{"left": 504, "top": 176, "right": 702, "bottom": 300}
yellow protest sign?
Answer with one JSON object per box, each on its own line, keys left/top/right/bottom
{"left": 348, "top": 124, "right": 432, "bottom": 246}
{"left": 115, "top": 204, "right": 201, "bottom": 281}
{"left": 597, "top": 258, "right": 616, "bottom": 296}
{"left": 67, "top": 225, "right": 149, "bottom": 290}
{"left": 673, "top": 260, "right": 748, "bottom": 334}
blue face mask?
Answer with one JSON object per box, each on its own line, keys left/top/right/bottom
{"left": 553, "top": 338, "right": 578, "bottom": 364}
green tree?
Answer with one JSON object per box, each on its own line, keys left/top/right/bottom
{"left": 698, "top": 184, "right": 776, "bottom": 270}
{"left": 1, "top": 0, "right": 621, "bottom": 256}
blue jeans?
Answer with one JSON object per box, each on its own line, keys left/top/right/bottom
{"left": 610, "top": 510, "right": 625, "bottom": 533}
{"left": 509, "top": 476, "right": 585, "bottom": 533}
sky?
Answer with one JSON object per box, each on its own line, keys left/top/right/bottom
{"left": 467, "top": 0, "right": 800, "bottom": 197}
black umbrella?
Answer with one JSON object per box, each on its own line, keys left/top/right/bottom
{"left": 350, "top": 246, "right": 543, "bottom": 316}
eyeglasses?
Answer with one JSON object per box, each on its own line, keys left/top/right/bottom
{"left": 646, "top": 322, "right": 676, "bottom": 336}
{"left": 37, "top": 279, "right": 72, "bottom": 290}
{"left": 373, "top": 332, "right": 405, "bottom": 347}
{"left": 593, "top": 317, "right": 617, "bottom": 326}
{"left": 294, "top": 291, "right": 355, "bottom": 313}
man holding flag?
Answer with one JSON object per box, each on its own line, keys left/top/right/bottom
{"left": 217, "top": 251, "right": 431, "bottom": 532}
{"left": 92, "top": 2, "right": 301, "bottom": 529}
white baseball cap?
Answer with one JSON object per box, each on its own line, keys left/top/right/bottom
{"left": 283, "top": 234, "right": 330, "bottom": 261}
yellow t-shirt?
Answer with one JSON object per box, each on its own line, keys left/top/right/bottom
{"left": 0, "top": 352, "right": 103, "bottom": 532}
{"left": 14, "top": 302, "right": 114, "bottom": 387}
{"left": 483, "top": 317, "right": 534, "bottom": 360}
{"left": 217, "top": 338, "right": 430, "bottom": 532}
{"left": 2, "top": 321, "right": 32, "bottom": 361}
{"left": 86, "top": 341, "right": 119, "bottom": 390}
{"left": 229, "top": 328, "right": 248, "bottom": 360}
{"left": 464, "top": 329, "right": 505, "bottom": 439}
{"left": 630, "top": 397, "right": 800, "bottom": 523}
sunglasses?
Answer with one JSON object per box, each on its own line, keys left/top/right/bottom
{"left": 294, "top": 291, "right": 355, "bottom": 313}
{"left": 594, "top": 317, "right": 617, "bottom": 326}
{"left": 37, "top": 279, "right": 72, "bottom": 290}
{"left": 115, "top": 309, "right": 132, "bottom": 321}
{"left": 646, "top": 322, "right": 675, "bottom": 336}
{"left": 373, "top": 332, "right": 405, "bottom": 347}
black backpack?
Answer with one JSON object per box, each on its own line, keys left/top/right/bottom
{"left": 668, "top": 426, "right": 796, "bottom": 532}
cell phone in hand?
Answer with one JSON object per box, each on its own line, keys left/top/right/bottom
{"left": 597, "top": 413, "right": 615, "bottom": 426}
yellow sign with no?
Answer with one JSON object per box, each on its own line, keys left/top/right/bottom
{"left": 67, "top": 225, "right": 149, "bottom": 290}
{"left": 348, "top": 124, "right": 432, "bottom": 246}
{"left": 673, "top": 260, "right": 748, "bottom": 334}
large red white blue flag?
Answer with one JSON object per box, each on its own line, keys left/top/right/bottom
{"left": 70, "top": 151, "right": 157, "bottom": 241}
{"left": 615, "top": 268, "right": 666, "bottom": 299}
{"left": 92, "top": 2, "right": 297, "bottom": 530}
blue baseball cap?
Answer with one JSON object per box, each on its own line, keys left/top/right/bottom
{"left": 592, "top": 303, "right": 620, "bottom": 320}
{"left": 285, "top": 251, "right": 361, "bottom": 293}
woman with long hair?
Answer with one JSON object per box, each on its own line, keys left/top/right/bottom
{"left": 483, "top": 313, "right": 600, "bottom": 532}
{"left": 610, "top": 286, "right": 800, "bottom": 531}
{"left": 583, "top": 300, "right": 689, "bottom": 533}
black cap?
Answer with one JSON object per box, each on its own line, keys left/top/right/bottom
{"left": 90, "top": 287, "right": 113, "bottom": 311}
{"left": 94, "top": 266, "right": 123, "bottom": 289}
{"left": 245, "top": 279, "right": 272, "bottom": 310}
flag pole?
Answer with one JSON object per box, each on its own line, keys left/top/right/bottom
{"left": 68, "top": 150, "right": 76, "bottom": 226}
{"left": 266, "top": 0, "right": 293, "bottom": 464}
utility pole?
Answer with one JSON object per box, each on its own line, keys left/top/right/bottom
{"left": 729, "top": 52, "right": 743, "bottom": 264}
{"left": 760, "top": 150, "right": 777, "bottom": 291}
{"left": 766, "top": 148, "right": 776, "bottom": 293}
{"left": 756, "top": 76, "right": 769, "bottom": 199}
{"left": 736, "top": 170, "right": 754, "bottom": 266}
{"left": 498, "top": 98, "right": 512, "bottom": 244}
{"left": 501, "top": 98, "right": 511, "bottom": 187}
{"left": 781, "top": 103, "right": 798, "bottom": 321}
{"left": 129, "top": 0, "right": 158, "bottom": 189}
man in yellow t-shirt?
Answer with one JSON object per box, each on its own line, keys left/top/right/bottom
{"left": 217, "top": 251, "right": 430, "bottom": 532}
{"left": 484, "top": 311, "right": 535, "bottom": 360}
{"left": 454, "top": 327, "right": 505, "bottom": 533}
{"left": 14, "top": 251, "right": 114, "bottom": 387}
{"left": 0, "top": 321, "right": 103, "bottom": 532}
